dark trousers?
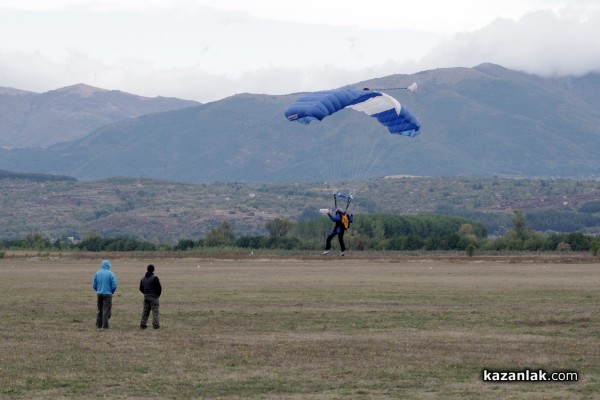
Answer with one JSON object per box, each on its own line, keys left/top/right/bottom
{"left": 96, "top": 294, "right": 112, "bottom": 329}
{"left": 141, "top": 298, "right": 160, "bottom": 328}
{"left": 325, "top": 230, "right": 346, "bottom": 252}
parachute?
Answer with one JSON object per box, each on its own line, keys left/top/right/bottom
{"left": 284, "top": 86, "right": 421, "bottom": 211}
{"left": 285, "top": 88, "right": 420, "bottom": 137}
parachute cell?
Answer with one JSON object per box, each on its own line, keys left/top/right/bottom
{"left": 285, "top": 89, "right": 420, "bottom": 137}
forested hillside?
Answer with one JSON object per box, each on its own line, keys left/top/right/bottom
{"left": 2, "top": 173, "right": 600, "bottom": 242}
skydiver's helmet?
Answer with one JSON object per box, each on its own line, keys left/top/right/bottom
{"left": 335, "top": 208, "right": 343, "bottom": 215}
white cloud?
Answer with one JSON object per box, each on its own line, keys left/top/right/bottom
{"left": 1, "top": 1, "right": 600, "bottom": 101}
{"left": 418, "top": 7, "right": 600, "bottom": 76}
{"left": 0, "top": 0, "right": 578, "bottom": 31}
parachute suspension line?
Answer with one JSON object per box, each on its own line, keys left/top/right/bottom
{"left": 330, "top": 128, "right": 342, "bottom": 190}
{"left": 297, "top": 121, "right": 350, "bottom": 205}
{"left": 329, "top": 126, "right": 368, "bottom": 202}
{"left": 302, "top": 124, "right": 338, "bottom": 194}
{"left": 344, "top": 122, "right": 392, "bottom": 196}
{"left": 365, "top": 120, "right": 415, "bottom": 178}
{"left": 334, "top": 193, "right": 352, "bottom": 211}
{"left": 344, "top": 118, "right": 415, "bottom": 197}
{"left": 329, "top": 117, "right": 417, "bottom": 204}
{"left": 345, "top": 123, "right": 381, "bottom": 195}
{"left": 324, "top": 121, "right": 354, "bottom": 200}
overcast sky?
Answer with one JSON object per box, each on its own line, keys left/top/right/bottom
{"left": 1, "top": 0, "right": 599, "bottom": 102}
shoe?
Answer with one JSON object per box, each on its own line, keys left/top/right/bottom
{"left": 340, "top": 252, "right": 345, "bottom": 256}
{"left": 140, "top": 325, "right": 147, "bottom": 329}
{"left": 322, "top": 250, "right": 330, "bottom": 255}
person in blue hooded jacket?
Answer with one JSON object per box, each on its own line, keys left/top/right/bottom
{"left": 323, "top": 209, "right": 353, "bottom": 256}
{"left": 92, "top": 259, "right": 118, "bottom": 329}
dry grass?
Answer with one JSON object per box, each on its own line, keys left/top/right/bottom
{"left": 1, "top": 256, "right": 599, "bottom": 399}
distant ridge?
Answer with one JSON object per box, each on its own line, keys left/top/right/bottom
{"left": 50, "top": 83, "right": 109, "bottom": 98}
{"left": 0, "top": 83, "right": 199, "bottom": 148}
{"left": 1, "top": 64, "right": 600, "bottom": 183}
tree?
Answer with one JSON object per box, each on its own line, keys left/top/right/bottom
{"left": 174, "top": 239, "right": 196, "bottom": 251}
{"left": 512, "top": 211, "right": 530, "bottom": 241}
{"left": 566, "top": 232, "right": 590, "bottom": 251}
{"left": 457, "top": 223, "right": 479, "bottom": 249}
{"left": 489, "top": 210, "right": 545, "bottom": 251}
{"left": 590, "top": 239, "right": 600, "bottom": 256}
{"left": 78, "top": 233, "right": 103, "bottom": 251}
{"left": 265, "top": 218, "right": 294, "bottom": 237}
{"left": 466, "top": 243, "right": 476, "bottom": 257}
{"left": 204, "top": 222, "right": 236, "bottom": 247}
{"left": 24, "top": 232, "right": 51, "bottom": 248}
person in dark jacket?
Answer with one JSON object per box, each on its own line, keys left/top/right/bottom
{"left": 139, "top": 264, "right": 162, "bottom": 329}
{"left": 323, "top": 208, "right": 353, "bottom": 256}
{"left": 92, "top": 259, "right": 118, "bottom": 330}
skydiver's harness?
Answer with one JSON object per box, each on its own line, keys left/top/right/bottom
{"left": 334, "top": 192, "right": 352, "bottom": 212}
{"left": 340, "top": 213, "right": 350, "bottom": 230}
{"left": 334, "top": 193, "right": 352, "bottom": 230}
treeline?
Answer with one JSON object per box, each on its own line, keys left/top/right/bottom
{"left": 526, "top": 209, "right": 600, "bottom": 233}
{"left": 123, "top": 214, "right": 490, "bottom": 252}
{"left": 0, "top": 169, "right": 76, "bottom": 182}
{"left": 0, "top": 233, "right": 167, "bottom": 253}
{"left": 2, "top": 212, "right": 600, "bottom": 255}
{"left": 480, "top": 211, "right": 600, "bottom": 253}
{"left": 438, "top": 206, "right": 600, "bottom": 237}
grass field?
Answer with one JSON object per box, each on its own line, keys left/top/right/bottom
{"left": 1, "top": 255, "right": 599, "bottom": 399}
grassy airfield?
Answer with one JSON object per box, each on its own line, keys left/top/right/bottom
{"left": 0, "top": 255, "right": 598, "bottom": 399}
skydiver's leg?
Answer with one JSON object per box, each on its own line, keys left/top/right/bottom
{"left": 325, "top": 232, "right": 335, "bottom": 251}
{"left": 338, "top": 231, "right": 346, "bottom": 252}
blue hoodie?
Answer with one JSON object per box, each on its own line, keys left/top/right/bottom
{"left": 93, "top": 260, "right": 118, "bottom": 295}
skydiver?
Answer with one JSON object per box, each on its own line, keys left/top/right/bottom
{"left": 322, "top": 208, "right": 353, "bottom": 256}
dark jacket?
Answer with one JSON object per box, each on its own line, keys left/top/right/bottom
{"left": 328, "top": 211, "right": 353, "bottom": 235}
{"left": 139, "top": 272, "right": 162, "bottom": 300}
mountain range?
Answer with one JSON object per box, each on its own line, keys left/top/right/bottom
{"left": 1, "top": 63, "right": 600, "bottom": 184}
{"left": 0, "top": 84, "right": 199, "bottom": 148}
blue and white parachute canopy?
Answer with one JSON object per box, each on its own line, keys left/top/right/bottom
{"left": 285, "top": 88, "right": 420, "bottom": 137}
